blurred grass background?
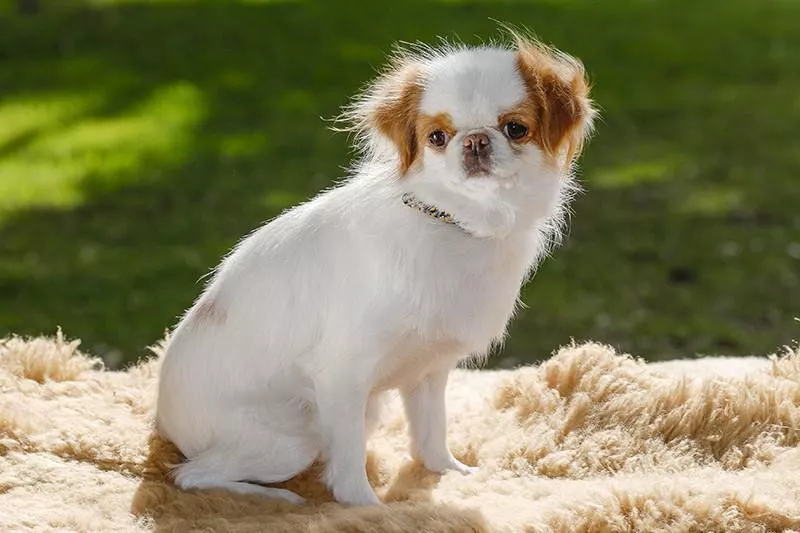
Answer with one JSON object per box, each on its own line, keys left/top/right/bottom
{"left": 0, "top": 0, "right": 797, "bottom": 368}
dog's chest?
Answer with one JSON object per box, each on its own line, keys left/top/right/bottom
{"left": 431, "top": 270, "right": 522, "bottom": 347}
{"left": 392, "top": 238, "right": 531, "bottom": 353}
{"left": 373, "top": 336, "right": 463, "bottom": 390}
{"left": 373, "top": 271, "right": 521, "bottom": 391}
{"left": 361, "top": 226, "right": 538, "bottom": 389}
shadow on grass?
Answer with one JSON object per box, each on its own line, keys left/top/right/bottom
{"left": 0, "top": 0, "right": 798, "bottom": 366}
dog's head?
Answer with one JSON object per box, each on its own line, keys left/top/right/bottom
{"left": 342, "top": 31, "right": 596, "bottom": 237}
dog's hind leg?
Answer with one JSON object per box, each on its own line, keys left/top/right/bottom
{"left": 172, "top": 422, "right": 319, "bottom": 505}
{"left": 177, "top": 475, "right": 306, "bottom": 505}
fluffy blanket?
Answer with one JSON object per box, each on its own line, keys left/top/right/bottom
{"left": 2, "top": 332, "right": 800, "bottom": 532}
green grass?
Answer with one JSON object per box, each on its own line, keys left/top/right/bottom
{"left": 0, "top": 0, "right": 798, "bottom": 367}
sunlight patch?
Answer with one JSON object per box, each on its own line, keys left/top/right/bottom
{"left": 78, "top": 0, "right": 303, "bottom": 4}
{"left": 0, "top": 92, "right": 104, "bottom": 150}
{"left": 0, "top": 83, "right": 206, "bottom": 221}
{"left": 591, "top": 156, "right": 687, "bottom": 188}
{"left": 680, "top": 186, "right": 744, "bottom": 215}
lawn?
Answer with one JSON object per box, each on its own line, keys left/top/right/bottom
{"left": 0, "top": 0, "right": 797, "bottom": 367}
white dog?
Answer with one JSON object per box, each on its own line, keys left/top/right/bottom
{"left": 156, "top": 32, "right": 595, "bottom": 506}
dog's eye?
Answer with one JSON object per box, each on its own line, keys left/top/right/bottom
{"left": 503, "top": 122, "right": 528, "bottom": 141}
{"left": 428, "top": 130, "right": 449, "bottom": 148}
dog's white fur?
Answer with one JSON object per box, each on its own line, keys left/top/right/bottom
{"left": 157, "top": 35, "right": 595, "bottom": 506}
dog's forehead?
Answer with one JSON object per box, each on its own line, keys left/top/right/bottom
{"left": 419, "top": 48, "right": 527, "bottom": 128}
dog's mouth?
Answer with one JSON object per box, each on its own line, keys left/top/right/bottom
{"left": 463, "top": 155, "right": 493, "bottom": 177}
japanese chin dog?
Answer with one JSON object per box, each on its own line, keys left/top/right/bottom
{"left": 157, "top": 30, "right": 596, "bottom": 506}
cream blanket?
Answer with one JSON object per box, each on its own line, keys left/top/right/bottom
{"left": 2, "top": 332, "right": 799, "bottom": 532}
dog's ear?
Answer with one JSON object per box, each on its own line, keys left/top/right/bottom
{"left": 342, "top": 59, "right": 424, "bottom": 174}
{"left": 370, "top": 62, "right": 424, "bottom": 173}
{"left": 516, "top": 38, "right": 595, "bottom": 165}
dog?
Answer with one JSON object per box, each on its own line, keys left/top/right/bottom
{"left": 156, "top": 31, "right": 595, "bottom": 506}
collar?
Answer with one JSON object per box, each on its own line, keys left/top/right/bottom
{"left": 401, "top": 192, "right": 469, "bottom": 233}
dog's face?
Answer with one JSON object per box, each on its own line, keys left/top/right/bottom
{"left": 415, "top": 48, "right": 541, "bottom": 184}
{"left": 346, "top": 35, "right": 595, "bottom": 236}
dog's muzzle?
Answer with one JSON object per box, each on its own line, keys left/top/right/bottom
{"left": 462, "top": 131, "right": 492, "bottom": 177}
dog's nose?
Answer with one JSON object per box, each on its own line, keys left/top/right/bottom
{"left": 462, "top": 132, "right": 491, "bottom": 155}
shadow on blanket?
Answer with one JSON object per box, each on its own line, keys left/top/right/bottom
{"left": 2, "top": 330, "right": 799, "bottom": 532}
{"left": 129, "top": 434, "right": 487, "bottom": 532}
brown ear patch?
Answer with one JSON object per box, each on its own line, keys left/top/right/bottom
{"left": 515, "top": 38, "right": 594, "bottom": 166}
{"left": 370, "top": 62, "right": 424, "bottom": 173}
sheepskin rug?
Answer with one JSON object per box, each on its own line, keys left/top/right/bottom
{"left": 2, "top": 332, "right": 800, "bottom": 532}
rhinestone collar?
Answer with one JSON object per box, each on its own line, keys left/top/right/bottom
{"left": 401, "top": 193, "right": 467, "bottom": 233}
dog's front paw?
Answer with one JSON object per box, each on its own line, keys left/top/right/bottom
{"left": 450, "top": 461, "right": 479, "bottom": 476}
{"left": 422, "top": 455, "right": 478, "bottom": 476}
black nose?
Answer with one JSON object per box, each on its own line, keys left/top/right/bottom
{"left": 462, "top": 132, "right": 491, "bottom": 155}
